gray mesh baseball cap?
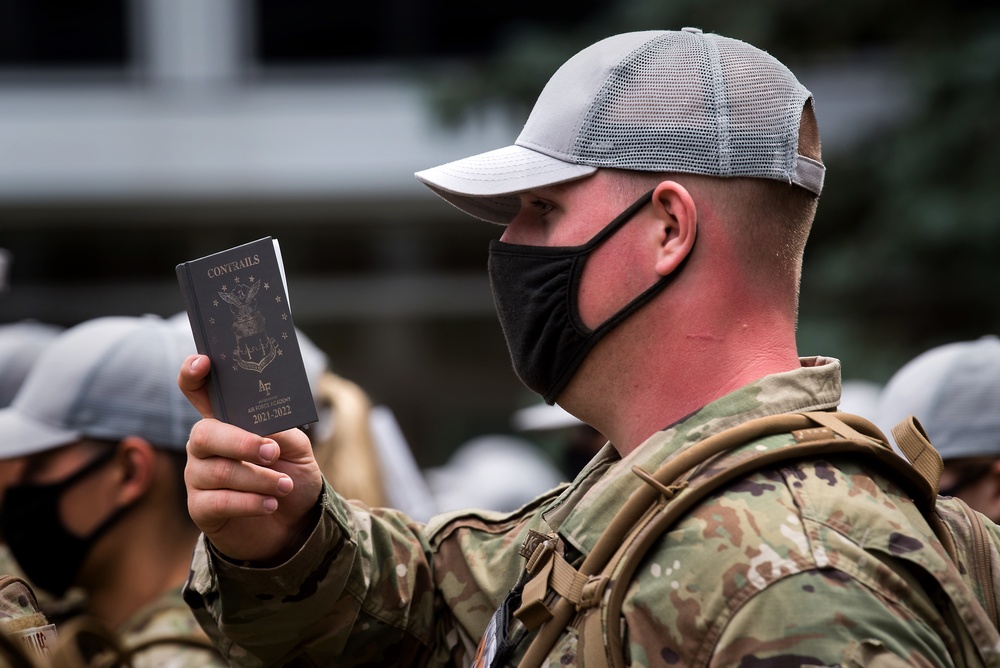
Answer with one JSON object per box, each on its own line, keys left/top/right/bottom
{"left": 415, "top": 28, "right": 825, "bottom": 224}
{"left": 877, "top": 336, "right": 1000, "bottom": 460}
{"left": 0, "top": 321, "right": 63, "bottom": 408}
{"left": 0, "top": 315, "right": 203, "bottom": 458}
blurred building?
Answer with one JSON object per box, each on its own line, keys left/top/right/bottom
{"left": 0, "top": 0, "right": 908, "bottom": 465}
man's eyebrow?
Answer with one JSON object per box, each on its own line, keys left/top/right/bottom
{"left": 523, "top": 183, "right": 569, "bottom": 200}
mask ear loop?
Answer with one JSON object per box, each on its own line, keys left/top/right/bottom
{"left": 36, "top": 445, "right": 119, "bottom": 493}
{"left": 36, "top": 443, "right": 141, "bottom": 541}
{"left": 547, "top": 191, "right": 699, "bottom": 404}
{"left": 575, "top": 188, "right": 658, "bottom": 252}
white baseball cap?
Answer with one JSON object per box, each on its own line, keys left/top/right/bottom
{"left": 878, "top": 335, "right": 1000, "bottom": 460}
{"left": 0, "top": 315, "right": 202, "bottom": 458}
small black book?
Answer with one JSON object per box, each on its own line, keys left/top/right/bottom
{"left": 176, "top": 237, "right": 318, "bottom": 435}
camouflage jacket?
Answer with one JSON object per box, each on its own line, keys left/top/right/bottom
{"left": 118, "top": 586, "right": 226, "bottom": 668}
{"left": 185, "top": 356, "right": 1000, "bottom": 666}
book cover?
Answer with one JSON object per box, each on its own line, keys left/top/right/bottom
{"left": 176, "top": 237, "right": 318, "bottom": 435}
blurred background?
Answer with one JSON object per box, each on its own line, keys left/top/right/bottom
{"left": 0, "top": 0, "right": 997, "bottom": 469}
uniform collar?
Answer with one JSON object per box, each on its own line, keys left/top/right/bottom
{"left": 542, "top": 357, "right": 843, "bottom": 556}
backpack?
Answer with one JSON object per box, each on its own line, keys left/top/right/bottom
{"left": 511, "top": 411, "right": 1000, "bottom": 667}
{"left": 0, "top": 574, "right": 219, "bottom": 668}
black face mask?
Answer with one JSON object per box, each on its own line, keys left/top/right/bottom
{"left": 0, "top": 448, "right": 134, "bottom": 597}
{"left": 487, "top": 188, "right": 693, "bottom": 404}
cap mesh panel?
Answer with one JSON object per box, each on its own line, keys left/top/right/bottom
{"left": 571, "top": 32, "right": 807, "bottom": 182}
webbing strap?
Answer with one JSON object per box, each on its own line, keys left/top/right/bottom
{"left": 514, "top": 544, "right": 603, "bottom": 631}
{"left": 892, "top": 416, "right": 944, "bottom": 502}
{"left": 805, "top": 410, "right": 879, "bottom": 444}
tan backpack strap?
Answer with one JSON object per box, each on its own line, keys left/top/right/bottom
{"left": 517, "top": 411, "right": 862, "bottom": 668}
{"left": 517, "top": 411, "right": 946, "bottom": 668}
{"left": 891, "top": 415, "right": 944, "bottom": 497}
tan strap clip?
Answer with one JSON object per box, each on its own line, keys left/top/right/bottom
{"left": 578, "top": 575, "right": 609, "bottom": 611}
{"left": 514, "top": 554, "right": 556, "bottom": 630}
{"left": 514, "top": 542, "right": 595, "bottom": 630}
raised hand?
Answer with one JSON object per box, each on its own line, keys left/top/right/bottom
{"left": 179, "top": 354, "right": 324, "bottom": 563}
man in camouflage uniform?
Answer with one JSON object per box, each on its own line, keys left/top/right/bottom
{"left": 0, "top": 316, "right": 225, "bottom": 667}
{"left": 179, "top": 29, "right": 1000, "bottom": 666}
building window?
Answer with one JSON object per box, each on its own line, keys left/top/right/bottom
{"left": 0, "top": 0, "right": 130, "bottom": 69}
{"left": 253, "top": 0, "right": 600, "bottom": 64}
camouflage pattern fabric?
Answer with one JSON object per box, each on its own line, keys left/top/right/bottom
{"left": 185, "top": 356, "right": 1000, "bottom": 666}
{"left": 0, "top": 575, "right": 42, "bottom": 628}
{"left": 0, "top": 543, "right": 87, "bottom": 626}
{"left": 118, "top": 586, "right": 226, "bottom": 668}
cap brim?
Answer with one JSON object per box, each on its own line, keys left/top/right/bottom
{"left": 415, "top": 145, "right": 596, "bottom": 224}
{"left": 0, "top": 406, "right": 79, "bottom": 459}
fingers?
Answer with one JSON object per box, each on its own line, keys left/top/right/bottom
{"left": 187, "top": 418, "right": 279, "bottom": 464}
{"left": 186, "top": 420, "right": 293, "bottom": 521}
{"left": 178, "top": 354, "right": 215, "bottom": 418}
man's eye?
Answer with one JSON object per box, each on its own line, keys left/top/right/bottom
{"left": 530, "top": 200, "right": 554, "bottom": 215}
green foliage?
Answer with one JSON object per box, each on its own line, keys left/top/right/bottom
{"left": 805, "top": 16, "right": 1000, "bottom": 380}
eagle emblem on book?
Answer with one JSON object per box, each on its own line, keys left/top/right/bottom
{"left": 219, "top": 279, "right": 278, "bottom": 373}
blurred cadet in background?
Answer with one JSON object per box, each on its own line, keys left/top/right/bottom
{"left": 424, "top": 433, "right": 564, "bottom": 513}
{"left": 0, "top": 321, "right": 69, "bottom": 610}
{"left": 837, "top": 379, "right": 882, "bottom": 418}
{"left": 878, "top": 335, "right": 1000, "bottom": 522}
{"left": 297, "top": 326, "right": 439, "bottom": 522}
{"left": 0, "top": 320, "right": 64, "bottom": 502}
{"left": 0, "top": 315, "right": 225, "bottom": 666}
{"left": 511, "top": 401, "right": 606, "bottom": 479}
{"left": 0, "top": 321, "right": 63, "bottom": 409}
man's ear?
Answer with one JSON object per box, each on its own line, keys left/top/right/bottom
{"left": 113, "top": 436, "right": 156, "bottom": 506}
{"left": 650, "top": 181, "right": 697, "bottom": 277}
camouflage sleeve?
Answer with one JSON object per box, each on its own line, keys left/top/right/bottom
{"left": 184, "top": 479, "right": 447, "bottom": 667}
{"left": 935, "top": 496, "right": 1000, "bottom": 628}
{"left": 705, "top": 569, "right": 952, "bottom": 666}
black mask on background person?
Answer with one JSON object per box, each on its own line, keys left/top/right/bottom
{"left": 0, "top": 447, "right": 134, "bottom": 597}
{"left": 488, "top": 188, "right": 694, "bottom": 404}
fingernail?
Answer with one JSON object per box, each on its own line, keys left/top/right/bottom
{"left": 259, "top": 441, "right": 278, "bottom": 462}
{"left": 276, "top": 476, "right": 293, "bottom": 494}
{"left": 263, "top": 497, "right": 278, "bottom": 512}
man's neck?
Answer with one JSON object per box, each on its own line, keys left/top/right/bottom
{"left": 562, "top": 312, "right": 801, "bottom": 457}
{"left": 83, "top": 517, "right": 198, "bottom": 631}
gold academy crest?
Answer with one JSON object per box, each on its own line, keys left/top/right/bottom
{"left": 218, "top": 277, "right": 279, "bottom": 373}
